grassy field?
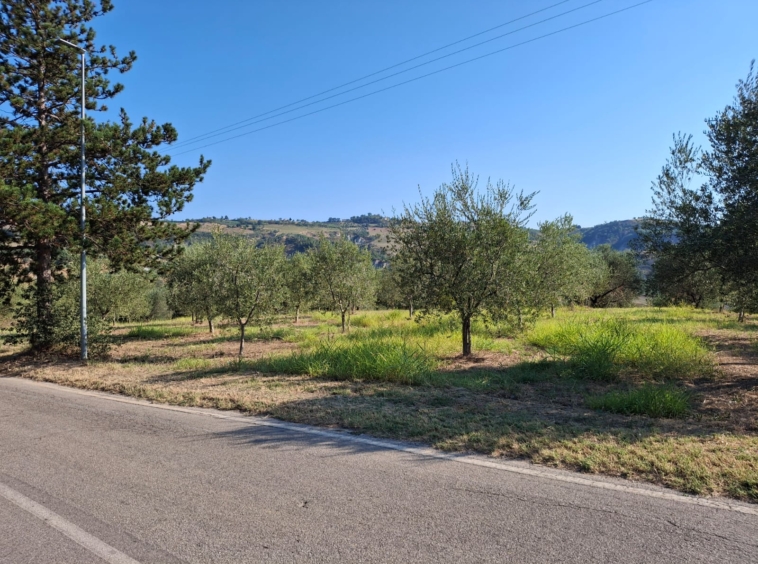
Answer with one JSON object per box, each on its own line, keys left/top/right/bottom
{"left": 2, "top": 306, "right": 757, "bottom": 502}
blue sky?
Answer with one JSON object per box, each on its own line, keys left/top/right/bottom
{"left": 95, "top": 0, "right": 758, "bottom": 227}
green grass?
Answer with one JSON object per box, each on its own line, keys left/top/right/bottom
{"left": 126, "top": 325, "right": 197, "bottom": 340}
{"left": 528, "top": 317, "right": 713, "bottom": 380}
{"left": 254, "top": 326, "right": 295, "bottom": 341}
{"left": 17, "top": 305, "right": 758, "bottom": 502}
{"left": 587, "top": 384, "right": 690, "bottom": 418}
{"left": 251, "top": 338, "right": 439, "bottom": 385}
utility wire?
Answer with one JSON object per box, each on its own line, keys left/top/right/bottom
{"left": 167, "top": 0, "right": 575, "bottom": 149}
{"left": 170, "top": 1, "right": 653, "bottom": 157}
{"left": 167, "top": 0, "right": 604, "bottom": 153}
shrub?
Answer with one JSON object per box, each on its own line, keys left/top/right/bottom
{"left": 7, "top": 281, "right": 113, "bottom": 358}
{"left": 586, "top": 385, "right": 690, "bottom": 418}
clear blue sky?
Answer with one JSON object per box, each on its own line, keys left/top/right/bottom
{"left": 95, "top": 0, "right": 758, "bottom": 227}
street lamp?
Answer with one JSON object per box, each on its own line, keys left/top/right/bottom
{"left": 57, "top": 38, "right": 88, "bottom": 361}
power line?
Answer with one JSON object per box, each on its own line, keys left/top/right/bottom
{"left": 167, "top": 0, "right": 578, "bottom": 150}
{"left": 170, "top": 1, "right": 653, "bottom": 157}
{"left": 167, "top": 0, "right": 605, "bottom": 153}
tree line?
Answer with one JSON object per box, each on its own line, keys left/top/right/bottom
{"left": 167, "top": 234, "right": 375, "bottom": 355}
{"left": 165, "top": 174, "right": 641, "bottom": 358}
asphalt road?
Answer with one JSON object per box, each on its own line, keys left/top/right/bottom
{"left": 1, "top": 377, "right": 756, "bottom": 563}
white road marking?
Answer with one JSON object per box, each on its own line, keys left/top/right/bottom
{"left": 0, "top": 481, "right": 142, "bottom": 564}
{"left": 13, "top": 378, "right": 758, "bottom": 517}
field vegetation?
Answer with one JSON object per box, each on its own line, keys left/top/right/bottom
{"left": 3, "top": 306, "right": 757, "bottom": 503}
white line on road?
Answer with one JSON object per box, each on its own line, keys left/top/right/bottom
{"left": 13, "top": 379, "right": 758, "bottom": 517}
{"left": 0, "top": 481, "right": 142, "bottom": 564}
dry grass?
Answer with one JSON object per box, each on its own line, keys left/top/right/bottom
{"left": 1, "top": 308, "right": 757, "bottom": 503}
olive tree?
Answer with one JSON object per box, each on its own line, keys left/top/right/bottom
{"left": 167, "top": 239, "right": 224, "bottom": 333}
{"left": 284, "top": 252, "right": 315, "bottom": 324}
{"left": 310, "top": 237, "right": 375, "bottom": 333}
{"left": 87, "top": 259, "right": 152, "bottom": 323}
{"left": 636, "top": 65, "right": 758, "bottom": 319}
{"left": 587, "top": 245, "right": 642, "bottom": 307}
{"left": 216, "top": 236, "right": 287, "bottom": 356}
{"left": 390, "top": 164, "right": 534, "bottom": 356}
{"left": 532, "top": 215, "right": 596, "bottom": 317}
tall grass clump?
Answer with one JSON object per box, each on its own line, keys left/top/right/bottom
{"left": 587, "top": 384, "right": 690, "bottom": 418}
{"left": 251, "top": 338, "right": 438, "bottom": 385}
{"left": 529, "top": 317, "right": 712, "bottom": 380}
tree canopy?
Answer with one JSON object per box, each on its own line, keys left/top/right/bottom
{"left": 309, "top": 237, "right": 376, "bottom": 332}
{"left": 0, "top": 0, "right": 209, "bottom": 349}
{"left": 636, "top": 63, "right": 758, "bottom": 317}
{"left": 390, "top": 164, "right": 534, "bottom": 356}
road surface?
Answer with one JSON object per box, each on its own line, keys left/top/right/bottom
{"left": 0, "top": 377, "right": 755, "bottom": 563}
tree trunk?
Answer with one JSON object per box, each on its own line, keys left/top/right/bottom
{"left": 738, "top": 310, "right": 745, "bottom": 323}
{"left": 461, "top": 315, "right": 472, "bottom": 357}
{"left": 33, "top": 243, "right": 55, "bottom": 351}
{"left": 207, "top": 316, "right": 214, "bottom": 334}
{"left": 295, "top": 306, "right": 300, "bottom": 324}
{"left": 408, "top": 300, "right": 414, "bottom": 318}
{"left": 238, "top": 323, "right": 246, "bottom": 356}
{"left": 341, "top": 310, "right": 346, "bottom": 333}
{"left": 550, "top": 304, "right": 555, "bottom": 318}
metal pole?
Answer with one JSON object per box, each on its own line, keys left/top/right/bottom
{"left": 57, "top": 38, "right": 87, "bottom": 361}
{"left": 79, "top": 50, "right": 87, "bottom": 361}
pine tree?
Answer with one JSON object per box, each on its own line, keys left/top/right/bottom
{"left": 0, "top": 1, "right": 210, "bottom": 350}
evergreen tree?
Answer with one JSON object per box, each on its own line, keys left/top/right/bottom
{"left": 0, "top": 1, "right": 210, "bottom": 350}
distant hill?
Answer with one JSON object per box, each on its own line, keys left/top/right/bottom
{"left": 578, "top": 219, "right": 639, "bottom": 251}
{"left": 173, "top": 215, "right": 392, "bottom": 263}
{"left": 172, "top": 216, "right": 640, "bottom": 258}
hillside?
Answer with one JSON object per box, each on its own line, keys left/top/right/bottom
{"left": 176, "top": 214, "right": 392, "bottom": 262}
{"left": 577, "top": 219, "right": 639, "bottom": 251}
{"left": 173, "top": 215, "right": 640, "bottom": 259}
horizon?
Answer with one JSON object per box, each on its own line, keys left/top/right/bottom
{"left": 94, "top": 0, "right": 758, "bottom": 227}
{"left": 174, "top": 213, "right": 639, "bottom": 229}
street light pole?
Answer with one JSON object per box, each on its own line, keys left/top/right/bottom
{"left": 57, "top": 38, "right": 88, "bottom": 361}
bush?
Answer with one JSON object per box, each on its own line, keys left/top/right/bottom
{"left": 252, "top": 339, "right": 438, "bottom": 385}
{"left": 7, "top": 281, "right": 113, "bottom": 358}
{"left": 587, "top": 384, "right": 690, "bottom": 418}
